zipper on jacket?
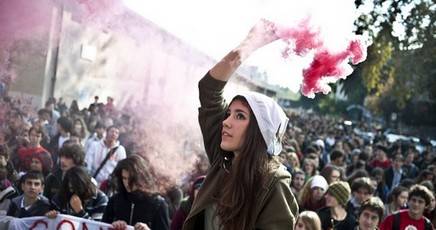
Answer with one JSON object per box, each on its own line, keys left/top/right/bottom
{"left": 129, "top": 203, "right": 135, "bottom": 225}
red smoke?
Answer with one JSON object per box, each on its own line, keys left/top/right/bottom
{"left": 275, "top": 19, "right": 367, "bottom": 98}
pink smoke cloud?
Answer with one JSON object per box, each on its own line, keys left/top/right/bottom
{"left": 275, "top": 18, "right": 367, "bottom": 98}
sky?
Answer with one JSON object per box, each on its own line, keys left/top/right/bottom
{"left": 122, "top": 0, "right": 368, "bottom": 92}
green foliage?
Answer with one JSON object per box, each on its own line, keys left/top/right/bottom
{"left": 350, "top": 0, "right": 435, "bottom": 124}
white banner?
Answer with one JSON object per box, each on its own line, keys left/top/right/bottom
{"left": 0, "top": 214, "right": 134, "bottom": 230}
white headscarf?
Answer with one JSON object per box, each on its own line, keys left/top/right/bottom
{"left": 236, "top": 91, "right": 289, "bottom": 156}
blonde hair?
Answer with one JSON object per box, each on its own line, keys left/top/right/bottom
{"left": 296, "top": 211, "right": 322, "bottom": 230}
{"left": 288, "top": 152, "right": 301, "bottom": 169}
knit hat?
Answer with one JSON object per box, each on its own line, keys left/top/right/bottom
{"left": 327, "top": 181, "right": 351, "bottom": 206}
{"left": 236, "top": 91, "right": 288, "bottom": 156}
{"left": 310, "top": 175, "right": 329, "bottom": 191}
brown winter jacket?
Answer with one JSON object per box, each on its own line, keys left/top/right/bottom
{"left": 182, "top": 72, "right": 299, "bottom": 230}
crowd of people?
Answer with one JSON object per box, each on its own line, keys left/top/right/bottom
{"left": 0, "top": 21, "right": 436, "bottom": 230}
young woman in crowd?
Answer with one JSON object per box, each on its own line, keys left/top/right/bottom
{"left": 302, "top": 158, "right": 318, "bottom": 180}
{"left": 321, "top": 164, "right": 343, "bottom": 185}
{"left": 182, "top": 19, "right": 298, "bottom": 230}
{"left": 102, "top": 154, "right": 170, "bottom": 230}
{"left": 384, "top": 185, "right": 409, "bottom": 216}
{"left": 295, "top": 211, "right": 322, "bottom": 230}
{"left": 299, "top": 175, "right": 328, "bottom": 211}
{"left": 46, "top": 166, "right": 108, "bottom": 221}
{"left": 28, "top": 153, "right": 52, "bottom": 177}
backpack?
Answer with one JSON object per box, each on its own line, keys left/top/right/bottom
{"left": 392, "top": 212, "right": 433, "bottom": 230}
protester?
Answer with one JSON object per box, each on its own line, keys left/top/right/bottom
{"left": 103, "top": 154, "right": 170, "bottom": 230}
{"left": 347, "top": 177, "right": 376, "bottom": 219}
{"left": 182, "top": 19, "right": 298, "bottom": 230}
{"left": 44, "top": 144, "right": 86, "bottom": 200}
{"left": 320, "top": 164, "right": 343, "bottom": 185}
{"left": 318, "top": 181, "right": 357, "bottom": 230}
{"left": 299, "top": 175, "right": 328, "bottom": 211}
{"left": 380, "top": 184, "right": 434, "bottom": 230}
{"left": 46, "top": 166, "right": 108, "bottom": 221}
{"left": 384, "top": 152, "right": 407, "bottom": 191}
{"left": 356, "top": 197, "right": 385, "bottom": 230}
{"left": 291, "top": 169, "right": 306, "bottom": 198}
{"left": 7, "top": 171, "right": 50, "bottom": 217}
{"left": 85, "top": 125, "right": 126, "bottom": 185}
{"left": 384, "top": 185, "right": 409, "bottom": 216}
{"left": 16, "top": 126, "right": 52, "bottom": 173}
{"left": 295, "top": 211, "right": 322, "bottom": 230}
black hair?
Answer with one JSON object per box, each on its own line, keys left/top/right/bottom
{"left": 58, "top": 144, "right": 85, "bottom": 166}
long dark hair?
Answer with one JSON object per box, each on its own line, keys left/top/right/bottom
{"left": 112, "top": 154, "right": 158, "bottom": 195}
{"left": 216, "top": 96, "right": 279, "bottom": 230}
{"left": 58, "top": 166, "right": 96, "bottom": 209}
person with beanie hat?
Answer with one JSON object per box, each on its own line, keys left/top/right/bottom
{"left": 183, "top": 19, "right": 298, "bottom": 230}
{"left": 318, "top": 181, "right": 357, "bottom": 230}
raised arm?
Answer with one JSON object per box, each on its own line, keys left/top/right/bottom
{"left": 198, "top": 19, "right": 279, "bottom": 163}
{"left": 209, "top": 19, "right": 279, "bottom": 81}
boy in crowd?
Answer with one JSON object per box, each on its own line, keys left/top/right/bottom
{"left": 44, "top": 144, "right": 85, "bottom": 200}
{"left": 356, "top": 197, "right": 384, "bottom": 230}
{"left": 347, "top": 177, "right": 376, "bottom": 219}
{"left": 7, "top": 171, "right": 50, "bottom": 217}
{"left": 380, "top": 184, "right": 434, "bottom": 230}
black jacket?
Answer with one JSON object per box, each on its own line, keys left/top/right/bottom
{"left": 7, "top": 194, "right": 51, "bottom": 218}
{"left": 43, "top": 169, "right": 63, "bottom": 200}
{"left": 103, "top": 191, "right": 170, "bottom": 230}
{"left": 385, "top": 167, "right": 407, "bottom": 190}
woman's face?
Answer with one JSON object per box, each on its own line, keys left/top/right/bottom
{"left": 312, "top": 187, "right": 325, "bottom": 201}
{"left": 396, "top": 191, "right": 409, "bottom": 207}
{"left": 295, "top": 218, "right": 307, "bottom": 230}
{"left": 292, "top": 174, "right": 305, "bottom": 190}
{"left": 121, "top": 169, "right": 137, "bottom": 192}
{"left": 303, "top": 162, "right": 314, "bottom": 175}
{"left": 290, "top": 155, "right": 299, "bottom": 168}
{"left": 221, "top": 100, "right": 250, "bottom": 153}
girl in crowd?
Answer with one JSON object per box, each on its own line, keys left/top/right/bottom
{"left": 291, "top": 169, "right": 306, "bottom": 198}
{"left": 384, "top": 186, "right": 409, "bottom": 216}
{"left": 299, "top": 175, "right": 328, "bottom": 211}
{"left": 302, "top": 158, "right": 318, "bottom": 180}
{"left": 46, "top": 166, "right": 108, "bottom": 221}
{"left": 321, "top": 164, "right": 343, "bottom": 185}
{"left": 318, "top": 181, "right": 357, "bottom": 230}
{"left": 182, "top": 19, "right": 298, "bottom": 230}
{"left": 295, "top": 211, "right": 322, "bottom": 230}
{"left": 28, "top": 153, "right": 52, "bottom": 177}
{"left": 102, "top": 154, "right": 170, "bottom": 230}
{"left": 73, "top": 118, "right": 88, "bottom": 145}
